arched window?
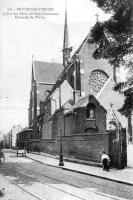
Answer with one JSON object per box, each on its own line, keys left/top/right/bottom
{"left": 89, "top": 70, "right": 109, "bottom": 95}
{"left": 86, "top": 103, "right": 96, "bottom": 119}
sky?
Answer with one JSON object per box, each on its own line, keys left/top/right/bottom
{"left": 0, "top": 0, "right": 111, "bottom": 134}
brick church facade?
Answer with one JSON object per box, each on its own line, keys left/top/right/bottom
{"left": 27, "top": 9, "right": 127, "bottom": 168}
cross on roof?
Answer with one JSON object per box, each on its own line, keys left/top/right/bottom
{"left": 95, "top": 13, "right": 99, "bottom": 22}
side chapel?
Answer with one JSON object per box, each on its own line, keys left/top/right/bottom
{"left": 28, "top": 9, "right": 127, "bottom": 168}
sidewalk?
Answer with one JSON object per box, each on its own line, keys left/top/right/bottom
{"left": 26, "top": 152, "right": 133, "bottom": 186}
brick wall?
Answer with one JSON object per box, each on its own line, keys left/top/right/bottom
{"left": 56, "top": 133, "right": 109, "bottom": 162}
{"left": 38, "top": 132, "right": 109, "bottom": 162}
{"left": 64, "top": 96, "right": 106, "bottom": 135}
{"left": 40, "top": 139, "right": 57, "bottom": 155}
{"left": 89, "top": 95, "right": 107, "bottom": 132}
{"left": 64, "top": 113, "right": 73, "bottom": 136}
{"left": 39, "top": 95, "right": 108, "bottom": 163}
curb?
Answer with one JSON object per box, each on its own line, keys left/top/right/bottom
{"left": 62, "top": 167, "right": 133, "bottom": 186}
{"left": 30, "top": 152, "right": 102, "bottom": 167}
{"left": 27, "top": 155, "right": 133, "bottom": 186}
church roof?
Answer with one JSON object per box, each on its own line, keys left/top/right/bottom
{"left": 61, "top": 31, "right": 112, "bottom": 78}
{"left": 72, "top": 33, "right": 90, "bottom": 57}
{"left": 96, "top": 77, "right": 127, "bottom": 127}
{"left": 48, "top": 33, "right": 93, "bottom": 90}
{"left": 72, "top": 94, "right": 106, "bottom": 112}
{"left": 33, "top": 61, "right": 63, "bottom": 83}
{"left": 43, "top": 31, "right": 112, "bottom": 100}
{"left": 72, "top": 95, "right": 90, "bottom": 108}
{"left": 70, "top": 77, "right": 126, "bottom": 127}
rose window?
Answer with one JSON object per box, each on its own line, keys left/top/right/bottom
{"left": 89, "top": 70, "right": 109, "bottom": 95}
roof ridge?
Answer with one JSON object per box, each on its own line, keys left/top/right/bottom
{"left": 51, "top": 32, "right": 91, "bottom": 85}
{"left": 34, "top": 60, "right": 62, "bottom": 65}
{"left": 71, "top": 32, "right": 90, "bottom": 59}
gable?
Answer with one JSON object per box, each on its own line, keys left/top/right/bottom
{"left": 79, "top": 40, "right": 113, "bottom": 76}
{"left": 96, "top": 77, "right": 124, "bottom": 111}
{"left": 51, "top": 80, "right": 74, "bottom": 115}
{"left": 45, "top": 32, "right": 113, "bottom": 100}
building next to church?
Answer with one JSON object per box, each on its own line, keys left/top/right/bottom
{"left": 28, "top": 60, "right": 63, "bottom": 140}
{"left": 26, "top": 8, "right": 128, "bottom": 168}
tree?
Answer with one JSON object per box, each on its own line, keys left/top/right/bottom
{"left": 89, "top": 0, "right": 133, "bottom": 115}
{"left": 89, "top": 0, "right": 133, "bottom": 141}
{"left": 90, "top": 0, "right": 132, "bottom": 66}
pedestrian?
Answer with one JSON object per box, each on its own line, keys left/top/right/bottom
{"left": 1, "top": 148, "right": 5, "bottom": 163}
{"left": 101, "top": 151, "right": 110, "bottom": 171}
{"left": 0, "top": 148, "right": 5, "bottom": 163}
{"left": 0, "top": 148, "right": 3, "bottom": 163}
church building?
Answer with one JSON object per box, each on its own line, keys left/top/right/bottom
{"left": 28, "top": 8, "right": 127, "bottom": 168}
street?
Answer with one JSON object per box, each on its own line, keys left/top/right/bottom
{"left": 0, "top": 152, "right": 132, "bottom": 200}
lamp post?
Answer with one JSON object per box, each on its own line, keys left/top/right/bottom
{"left": 58, "top": 83, "right": 64, "bottom": 166}
{"left": 10, "top": 130, "right": 12, "bottom": 149}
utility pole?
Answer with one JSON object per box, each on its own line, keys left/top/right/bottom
{"left": 10, "top": 130, "right": 12, "bottom": 149}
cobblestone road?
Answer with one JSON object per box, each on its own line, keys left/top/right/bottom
{"left": 0, "top": 152, "right": 132, "bottom": 200}
{"left": 0, "top": 175, "right": 38, "bottom": 200}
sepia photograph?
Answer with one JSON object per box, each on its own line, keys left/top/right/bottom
{"left": 0, "top": 0, "right": 133, "bottom": 199}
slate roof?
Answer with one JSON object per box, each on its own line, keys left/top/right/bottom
{"left": 34, "top": 61, "right": 63, "bottom": 83}
{"left": 96, "top": 77, "right": 127, "bottom": 127}
{"left": 72, "top": 94, "right": 106, "bottom": 113}
{"left": 56, "top": 31, "right": 112, "bottom": 83}
{"left": 72, "top": 95, "right": 90, "bottom": 108}
{"left": 46, "top": 33, "right": 91, "bottom": 88}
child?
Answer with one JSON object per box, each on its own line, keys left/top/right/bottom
{"left": 101, "top": 151, "right": 110, "bottom": 171}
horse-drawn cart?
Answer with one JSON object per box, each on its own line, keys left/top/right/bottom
{"left": 16, "top": 148, "right": 26, "bottom": 157}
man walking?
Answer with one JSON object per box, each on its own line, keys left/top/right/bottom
{"left": 0, "top": 142, "right": 5, "bottom": 163}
